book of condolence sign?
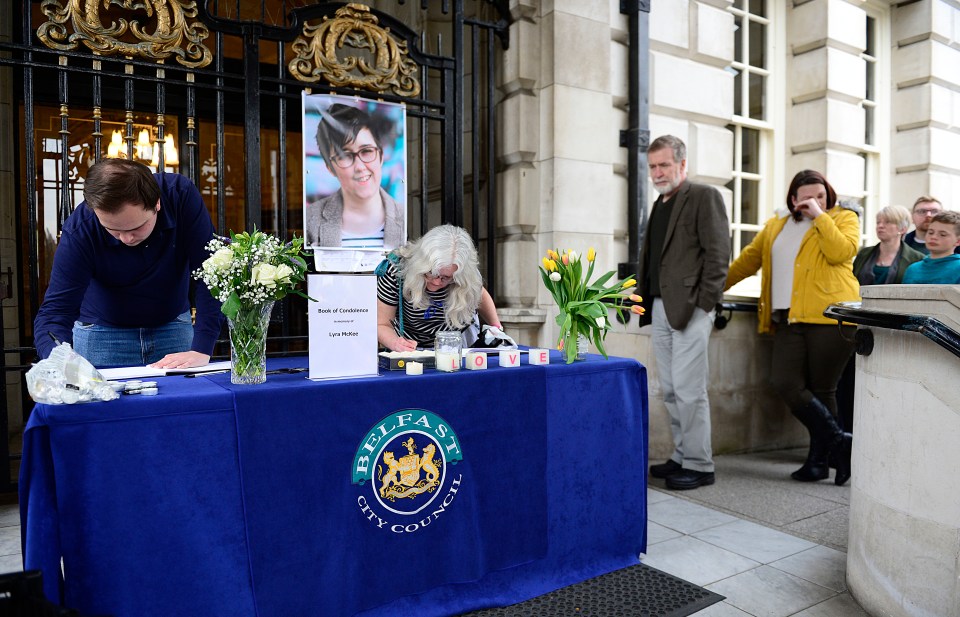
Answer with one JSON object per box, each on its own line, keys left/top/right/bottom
{"left": 308, "top": 274, "right": 378, "bottom": 380}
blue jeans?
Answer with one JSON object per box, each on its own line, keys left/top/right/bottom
{"left": 72, "top": 312, "right": 194, "bottom": 367}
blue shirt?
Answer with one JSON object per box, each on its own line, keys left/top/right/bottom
{"left": 902, "top": 254, "right": 960, "bottom": 284}
{"left": 34, "top": 173, "right": 224, "bottom": 359}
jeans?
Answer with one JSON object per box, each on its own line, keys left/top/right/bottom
{"left": 72, "top": 312, "right": 194, "bottom": 368}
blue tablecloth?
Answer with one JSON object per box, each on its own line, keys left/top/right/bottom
{"left": 20, "top": 351, "right": 648, "bottom": 617}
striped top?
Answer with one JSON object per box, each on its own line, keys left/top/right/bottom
{"left": 376, "top": 262, "right": 450, "bottom": 346}
{"left": 341, "top": 227, "right": 385, "bottom": 249}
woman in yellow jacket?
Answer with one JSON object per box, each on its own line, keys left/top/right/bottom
{"left": 725, "top": 170, "right": 860, "bottom": 486}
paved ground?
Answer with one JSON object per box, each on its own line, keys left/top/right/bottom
{"left": 645, "top": 448, "right": 868, "bottom": 616}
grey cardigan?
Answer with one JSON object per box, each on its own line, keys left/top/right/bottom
{"left": 305, "top": 188, "right": 405, "bottom": 249}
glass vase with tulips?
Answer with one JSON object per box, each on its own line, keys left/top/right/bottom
{"left": 539, "top": 247, "right": 644, "bottom": 364}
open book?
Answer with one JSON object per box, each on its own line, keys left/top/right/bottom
{"left": 99, "top": 361, "right": 233, "bottom": 380}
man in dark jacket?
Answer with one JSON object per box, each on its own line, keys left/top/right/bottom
{"left": 34, "top": 159, "right": 223, "bottom": 368}
{"left": 639, "top": 135, "right": 730, "bottom": 490}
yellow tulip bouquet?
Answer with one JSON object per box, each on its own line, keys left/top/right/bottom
{"left": 539, "top": 248, "right": 644, "bottom": 364}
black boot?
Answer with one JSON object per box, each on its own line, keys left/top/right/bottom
{"left": 833, "top": 433, "right": 852, "bottom": 486}
{"left": 790, "top": 398, "right": 851, "bottom": 484}
{"left": 790, "top": 404, "right": 828, "bottom": 482}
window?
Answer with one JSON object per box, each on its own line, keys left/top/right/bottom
{"left": 726, "top": 0, "right": 773, "bottom": 258}
{"left": 856, "top": 10, "right": 886, "bottom": 242}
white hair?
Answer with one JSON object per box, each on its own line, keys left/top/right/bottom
{"left": 398, "top": 225, "right": 483, "bottom": 329}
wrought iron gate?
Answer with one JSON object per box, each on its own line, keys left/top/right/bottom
{"left": 0, "top": 0, "right": 510, "bottom": 492}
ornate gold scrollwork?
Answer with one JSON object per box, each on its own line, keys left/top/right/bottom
{"left": 37, "top": 0, "right": 212, "bottom": 69}
{"left": 288, "top": 3, "right": 421, "bottom": 97}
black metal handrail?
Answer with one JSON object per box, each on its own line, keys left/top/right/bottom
{"left": 825, "top": 301, "right": 960, "bottom": 359}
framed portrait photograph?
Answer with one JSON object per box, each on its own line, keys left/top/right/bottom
{"left": 302, "top": 93, "right": 407, "bottom": 271}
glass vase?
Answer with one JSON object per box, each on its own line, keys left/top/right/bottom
{"left": 226, "top": 301, "right": 275, "bottom": 385}
{"left": 575, "top": 332, "right": 589, "bottom": 360}
{"left": 559, "top": 329, "right": 590, "bottom": 363}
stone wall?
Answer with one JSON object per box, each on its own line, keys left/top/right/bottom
{"left": 602, "top": 308, "right": 807, "bottom": 460}
{"left": 890, "top": 0, "right": 960, "bottom": 206}
{"left": 786, "top": 0, "right": 870, "bottom": 198}
{"left": 847, "top": 285, "right": 960, "bottom": 616}
{"left": 497, "top": 1, "right": 960, "bottom": 458}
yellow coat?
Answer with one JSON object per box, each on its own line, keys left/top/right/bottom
{"left": 725, "top": 206, "right": 861, "bottom": 334}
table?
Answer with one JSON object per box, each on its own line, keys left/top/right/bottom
{"left": 20, "top": 351, "right": 648, "bottom": 617}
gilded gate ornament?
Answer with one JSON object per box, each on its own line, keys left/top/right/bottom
{"left": 37, "top": 0, "right": 212, "bottom": 69}
{"left": 288, "top": 3, "right": 421, "bottom": 97}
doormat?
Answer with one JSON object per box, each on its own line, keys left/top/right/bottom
{"left": 459, "top": 563, "right": 725, "bottom": 617}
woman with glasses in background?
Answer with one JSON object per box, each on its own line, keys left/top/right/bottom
{"left": 306, "top": 103, "right": 405, "bottom": 249}
{"left": 376, "top": 225, "right": 503, "bottom": 352}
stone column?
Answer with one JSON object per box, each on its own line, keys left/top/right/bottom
{"left": 786, "top": 0, "right": 868, "bottom": 198}
{"left": 846, "top": 285, "right": 960, "bottom": 616}
{"left": 649, "top": 0, "right": 734, "bottom": 187}
{"left": 497, "top": 0, "right": 625, "bottom": 348}
{"left": 496, "top": 0, "right": 544, "bottom": 342}
{"left": 889, "top": 0, "right": 960, "bottom": 206}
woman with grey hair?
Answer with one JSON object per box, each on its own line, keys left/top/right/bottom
{"left": 852, "top": 205, "right": 924, "bottom": 285}
{"left": 376, "top": 225, "right": 503, "bottom": 351}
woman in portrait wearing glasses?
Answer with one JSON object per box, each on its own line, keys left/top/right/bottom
{"left": 305, "top": 103, "right": 405, "bottom": 249}
{"left": 376, "top": 225, "right": 503, "bottom": 352}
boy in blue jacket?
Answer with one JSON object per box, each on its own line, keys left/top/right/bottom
{"left": 903, "top": 211, "right": 960, "bottom": 284}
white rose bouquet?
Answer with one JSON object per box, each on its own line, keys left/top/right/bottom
{"left": 193, "top": 229, "right": 310, "bottom": 383}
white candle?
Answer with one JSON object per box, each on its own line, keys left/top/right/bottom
{"left": 436, "top": 352, "right": 461, "bottom": 372}
{"left": 405, "top": 361, "right": 423, "bottom": 375}
{"left": 465, "top": 351, "right": 488, "bottom": 370}
{"left": 501, "top": 350, "right": 521, "bottom": 367}
{"left": 529, "top": 349, "right": 550, "bottom": 365}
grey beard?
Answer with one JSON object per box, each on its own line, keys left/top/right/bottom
{"left": 653, "top": 181, "right": 679, "bottom": 196}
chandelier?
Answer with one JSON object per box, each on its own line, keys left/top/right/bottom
{"left": 105, "top": 129, "right": 179, "bottom": 168}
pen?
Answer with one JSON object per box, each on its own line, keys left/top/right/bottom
{"left": 183, "top": 369, "right": 231, "bottom": 378}
{"left": 182, "top": 367, "right": 307, "bottom": 378}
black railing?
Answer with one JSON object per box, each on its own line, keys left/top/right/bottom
{"left": 825, "top": 301, "right": 960, "bottom": 359}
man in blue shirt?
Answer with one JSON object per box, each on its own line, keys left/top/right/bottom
{"left": 902, "top": 211, "right": 960, "bottom": 284}
{"left": 34, "top": 159, "right": 223, "bottom": 368}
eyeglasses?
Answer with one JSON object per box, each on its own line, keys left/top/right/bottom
{"left": 424, "top": 273, "right": 454, "bottom": 285}
{"left": 915, "top": 208, "right": 941, "bottom": 216}
{"left": 330, "top": 146, "right": 381, "bottom": 169}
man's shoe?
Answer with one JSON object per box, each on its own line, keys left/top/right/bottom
{"left": 665, "top": 469, "right": 715, "bottom": 490}
{"left": 649, "top": 459, "right": 682, "bottom": 479}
